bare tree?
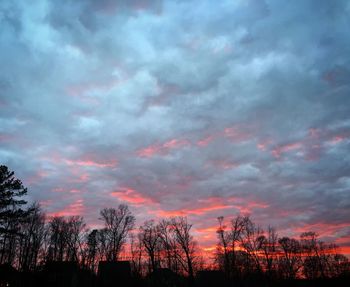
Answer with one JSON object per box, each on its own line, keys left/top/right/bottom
{"left": 66, "top": 216, "right": 87, "bottom": 262}
{"left": 327, "top": 252, "right": 350, "bottom": 278}
{"left": 216, "top": 216, "right": 230, "bottom": 275}
{"left": 216, "top": 215, "right": 255, "bottom": 277}
{"left": 139, "top": 220, "right": 160, "bottom": 273}
{"left": 47, "top": 216, "right": 68, "bottom": 262}
{"left": 130, "top": 232, "right": 143, "bottom": 277}
{"left": 258, "top": 226, "right": 278, "bottom": 277}
{"left": 157, "top": 219, "right": 172, "bottom": 269}
{"left": 240, "top": 217, "right": 264, "bottom": 274}
{"left": 99, "top": 205, "right": 135, "bottom": 261}
{"left": 84, "top": 229, "right": 99, "bottom": 272}
{"left": 300, "top": 232, "right": 336, "bottom": 279}
{"left": 17, "top": 203, "right": 46, "bottom": 271}
{"left": 230, "top": 215, "right": 249, "bottom": 276}
{"left": 171, "top": 217, "right": 197, "bottom": 281}
{"left": 278, "top": 237, "right": 303, "bottom": 279}
{"left": 157, "top": 219, "right": 178, "bottom": 272}
{"left": 46, "top": 215, "right": 86, "bottom": 263}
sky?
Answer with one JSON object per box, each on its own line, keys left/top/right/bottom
{"left": 1, "top": 0, "right": 350, "bottom": 257}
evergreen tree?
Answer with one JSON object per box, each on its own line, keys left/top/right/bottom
{"left": 0, "top": 165, "right": 30, "bottom": 264}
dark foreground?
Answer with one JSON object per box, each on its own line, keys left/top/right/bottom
{"left": 1, "top": 261, "right": 350, "bottom": 287}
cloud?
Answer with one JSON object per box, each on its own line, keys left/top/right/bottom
{"left": 111, "top": 187, "right": 156, "bottom": 205}
{"left": 1, "top": 0, "right": 350, "bottom": 255}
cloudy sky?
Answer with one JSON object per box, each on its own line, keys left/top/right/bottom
{"left": 1, "top": 0, "right": 350, "bottom": 255}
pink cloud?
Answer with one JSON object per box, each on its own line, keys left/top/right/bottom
{"left": 52, "top": 187, "right": 65, "bottom": 193}
{"left": 196, "top": 226, "right": 218, "bottom": 234}
{"left": 39, "top": 199, "right": 52, "bottom": 208}
{"left": 226, "top": 197, "right": 269, "bottom": 214}
{"left": 150, "top": 196, "right": 269, "bottom": 219}
{"left": 272, "top": 142, "right": 303, "bottom": 158}
{"left": 197, "top": 135, "right": 214, "bottom": 147}
{"left": 150, "top": 197, "right": 233, "bottom": 217}
{"left": 256, "top": 138, "right": 273, "bottom": 151}
{"left": 66, "top": 78, "right": 123, "bottom": 97}
{"left": 26, "top": 170, "right": 49, "bottom": 185}
{"left": 64, "top": 158, "right": 118, "bottom": 168}
{"left": 0, "top": 133, "right": 15, "bottom": 142}
{"left": 224, "top": 126, "right": 250, "bottom": 142}
{"left": 294, "top": 222, "right": 350, "bottom": 238}
{"left": 48, "top": 199, "right": 85, "bottom": 217}
{"left": 210, "top": 159, "right": 238, "bottom": 170}
{"left": 137, "top": 138, "right": 190, "bottom": 158}
{"left": 141, "top": 83, "right": 179, "bottom": 112}
{"left": 137, "top": 145, "right": 160, "bottom": 157}
{"left": 198, "top": 125, "right": 252, "bottom": 148}
{"left": 66, "top": 164, "right": 90, "bottom": 183}
{"left": 256, "top": 128, "right": 350, "bottom": 160}
{"left": 329, "top": 135, "right": 345, "bottom": 145}
{"left": 70, "top": 189, "right": 81, "bottom": 194}
{"left": 309, "top": 128, "right": 320, "bottom": 139}
{"left": 111, "top": 187, "right": 156, "bottom": 206}
{"left": 74, "top": 173, "right": 90, "bottom": 183}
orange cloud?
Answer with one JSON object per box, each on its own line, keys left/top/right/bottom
{"left": 201, "top": 245, "right": 217, "bottom": 252}
{"left": 339, "top": 246, "right": 350, "bottom": 256}
{"left": 333, "top": 231, "right": 350, "bottom": 256}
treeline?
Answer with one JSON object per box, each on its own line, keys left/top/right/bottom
{"left": 1, "top": 165, "right": 350, "bottom": 284}
{"left": 215, "top": 216, "right": 349, "bottom": 280}
{"left": 0, "top": 165, "right": 199, "bottom": 280}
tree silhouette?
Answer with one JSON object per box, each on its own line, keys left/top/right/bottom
{"left": 0, "top": 165, "right": 349, "bottom": 287}
{"left": 85, "top": 229, "right": 99, "bottom": 272}
{"left": 46, "top": 215, "right": 87, "bottom": 263}
{"left": 99, "top": 205, "right": 135, "bottom": 261}
{"left": 17, "top": 203, "right": 46, "bottom": 271}
{"left": 139, "top": 219, "right": 160, "bottom": 273}
{"left": 278, "top": 236, "right": 303, "bottom": 279}
{"left": 157, "top": 219, "right": 178, "bottom": 272}
{"left": 130, "top": 232, "right": 143, "bottom": 277}
{"left": 0, "top": 165, "right": 31, "bottom": 264}
{"left": 258, "top": 226, "right": 278, "bottom": 278}
{"left": 170, "top": 216, "right": 197, "bottom": 282}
